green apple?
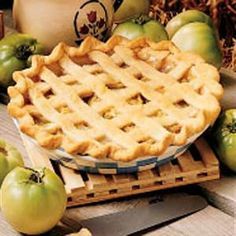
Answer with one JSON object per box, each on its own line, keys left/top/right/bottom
{"left": 212, "top": 109, "right": 236, "bottom": 173}
{"left": 112, "top": 16, "right": 169, "bottom": 42}
{"left": 172, "top": 22, "right": 222, "bottom": 68}
{"left": 0, "top": 139, "right": 24, "bottom": 186}
{"left": 114, "top": 0, "right": 150, "bottom": 23}
{"left": 166, "top": 10, "right": 215, "bottom": 39}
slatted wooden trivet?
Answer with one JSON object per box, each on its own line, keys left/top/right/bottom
{"left": 21, "top": 135, "right": 219, "bottom": 207}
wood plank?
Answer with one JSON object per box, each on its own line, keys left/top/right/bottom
{"left": 172, "top": 165, "right": 181, "bottom": 174}
{"left": 193, "top": 161, "right": 206, "bottom": 170}
{"left": 86, "top": 174, "right": 108, "bottom": 190}
{"left": 159, "top": 162, "right": 173, "bottom": 176}
{"left": 177, "top": 151, "right": 198, "bottom": 174}
{"left": 138, "top": 170, "right": 154, "bottom": 180}
{"left": 0, "top": 213, "right": 21, "bottom": 236}
{"left": 153, "top": 206, "right": 235, "bottom": 236}
{"left": 138, "top": 170, "right": 156, "bottom": 188}
{"left": 67, "top": 173, "right": 219, "bottom": 207}
{"left": 199, "top": 176, "right": 236, "bottom": 217}
{"left": 158, "top": 162, "right": 175, "bottom": 184}
{"left": 146, "top": 226, "right": 184, "bottom": 236}
{"left": 21, "top": 135, "right": 54, "bottom": 171}
{"left": 195, "top": 138, "right": 219, "bottom": 167}
{"left": 60, "top": 165, "right": 86, "bottom": 194}
{"left": 117, "top": 187, "right": 132, "bottom": 193}
{"left": 112, "top": 174, "right": 130, "bottom": 183}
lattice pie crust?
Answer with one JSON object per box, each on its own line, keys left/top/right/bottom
{"left": 8, "top": 36, "right": 223, "bottom": 161}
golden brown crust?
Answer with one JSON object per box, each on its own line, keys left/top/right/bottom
{"left": 7, "top": 36, "right": 223, "bottom": 161}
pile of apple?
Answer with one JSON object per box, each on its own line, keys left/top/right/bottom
{"left": 0, "top": 139, "right": 67, "bottom": 235}
{"left": 112, "top": 0, "right": 222, "bottom": 68}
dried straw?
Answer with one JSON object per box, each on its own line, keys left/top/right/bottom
{"left": 150, "top": 0, "right": 236, "bottom": 71}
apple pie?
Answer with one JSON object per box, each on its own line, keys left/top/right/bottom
{"left": 8, "top": 36, "right": 223, "bottom": 161}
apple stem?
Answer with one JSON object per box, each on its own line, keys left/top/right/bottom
{"left": 25, "top": 167, "right": 44, "bottom": 184}
{"left": 15, "top": 44, "right": 36, "bottom": 61}
{"left": 132, "top": 14, "right": 150, "bottom": 25}
{"left": 0, "top": 147, "right": 7, "bottom": 155}
{"left": 227, "top": 120, "right": 236, "bottom": 133}
{"left": 29, "top": 172, "right": 42, "bottom": 183}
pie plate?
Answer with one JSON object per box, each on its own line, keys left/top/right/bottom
{"left": 15, "top": 120, "right": 207, "bottom": 174}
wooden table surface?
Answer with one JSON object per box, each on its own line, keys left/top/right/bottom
{"left": 0, "top": 8, "right": 236, "bottom": 236}
{"left": 1, "top": 105, "right": 235, "bottom": 236}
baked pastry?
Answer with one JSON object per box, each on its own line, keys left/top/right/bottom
{"left": 8, "top": 36, "right": 223, "bottom": 161}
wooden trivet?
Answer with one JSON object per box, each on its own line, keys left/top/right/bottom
{"left": 21, "top": 135, "right": 220, "bottom": 207}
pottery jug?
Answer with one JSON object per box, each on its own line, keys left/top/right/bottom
{"left": 13, "top": 0, "right": 123, "bottom": 52}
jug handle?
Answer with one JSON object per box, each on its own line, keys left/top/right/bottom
{"left": 0, "top": 11, "right": 4, "bottom": 39}
{"left": 113, "top": 0, "right": 123, "bottom": 12}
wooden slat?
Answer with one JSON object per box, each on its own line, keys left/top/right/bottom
{"left": 112, "top": 174, "right": 130, "bottom": 183}
{"left": 67, "top": 174, "right": 219, "bottom": 207}
{"left": 171, "top": 165, "right": 181, "bottom": 174}
{"left": 22, "top": 135, "right": 54, "bottom": 171}
{"left": 177, "top": 151, "right": 197, "bottom": 172}
{"left": 137, "top": 170, "right": 154, "bottom": 180}
{"left": 60, "top": 165, "right": 86, "bottom": 194}
{"left": 192, "top": 161, "right": 206, "bottom": 170}
{"left": 195, "top": 138, "right": 219, "bottom": 167}
{"left": 138, "top": 170, "right": 155, "bottom": 187}
{"left": 159, "top": 162, "right": 173, "bottom": 175}
{"left": 158, "top": 162, "right": 175, "bottom": 184}
{"left": 86, "top": 174, "right": 108, "bottom": 190}
{"left": 94, "top": 191, "right": 110, "bottom": 197}
{"left": 117, "top": 187, "right": 132, "bottom": 193}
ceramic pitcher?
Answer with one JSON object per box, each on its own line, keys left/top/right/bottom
{"left": 13, "top": 0, "right": 123, "bottom": 52}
